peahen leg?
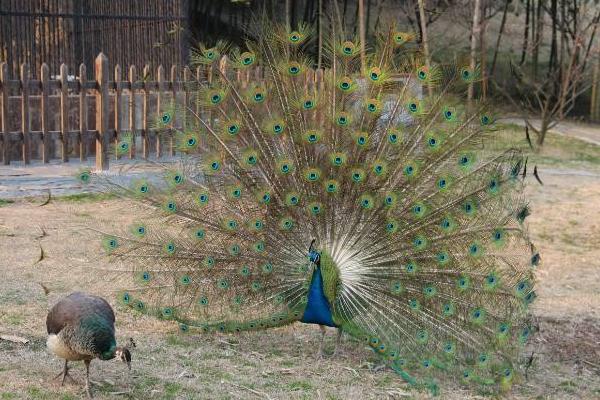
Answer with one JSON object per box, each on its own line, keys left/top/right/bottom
{"left": 84, "top": 359, "right": 93, "bottom": 398}
{"left": 315, "top": 325, "right": 327, "bottom": 358}
{"left": 331, "top": 328, "right": 343, "bottom": 356}
{"left": 53, "top": 359, "right": 75, "bottom": 385}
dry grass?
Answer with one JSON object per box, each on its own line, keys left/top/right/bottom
{"left": 1, "top": 130, "right": 600, "bottom": 399}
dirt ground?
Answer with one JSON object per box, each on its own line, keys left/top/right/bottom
{"left": 2, "top": 132, "right": 600, "bottom": 399}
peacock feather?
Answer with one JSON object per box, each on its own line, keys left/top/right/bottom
{"left": 81, "top": 20, "right": 538, "bottom": 394}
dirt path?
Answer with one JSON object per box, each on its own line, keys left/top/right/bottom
{"left": 0, "top": 169, "right": 599, "bottom": 399}
{"left": 502, "top": 117, "right": 600, "bottom": 146}
{"left": 2, "top": 149, "right": 600, "bottom": 398}
{"left": 0, "top": 158, "right": 175, "bottom": 199}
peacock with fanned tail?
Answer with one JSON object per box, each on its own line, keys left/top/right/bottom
{"left": 79, "top": 22, "right": 539, "bottom": 394}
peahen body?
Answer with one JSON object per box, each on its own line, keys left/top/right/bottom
{"left": 81, "top": 22, "right": 538, "bottom": 394}
{"left": 46, "top": 292, "right": 132, "bottom": 397}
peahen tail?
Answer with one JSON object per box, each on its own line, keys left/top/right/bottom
{"left": 79, "top": 19, "right": 538, "bottom": 393}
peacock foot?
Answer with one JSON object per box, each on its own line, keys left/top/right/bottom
{"left": 53, "top": 361, "right": 76, "bottom": 386}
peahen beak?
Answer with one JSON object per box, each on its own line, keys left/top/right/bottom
{"left": 115, "top": 347, "right": 132, "bottom": 371}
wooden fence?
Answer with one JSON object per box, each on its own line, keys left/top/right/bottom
{"left": 0, "top": 53, "right": 417, "bottom": 171}
{"left": 0, "top": 53, "right": 213, "bottom": 170}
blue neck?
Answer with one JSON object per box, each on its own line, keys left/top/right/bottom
{"left": 300, "top": 266, "right": 336, "bottom": 327}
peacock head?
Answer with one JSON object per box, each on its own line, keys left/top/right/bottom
{"left": 309, "top": 250, "right": 321, "bottom": 265}
{"left": 114, "top": 338, "right": 136, "bottom": 371}
{"left": 308, "top": 239, "right": 321, "bottom": 265}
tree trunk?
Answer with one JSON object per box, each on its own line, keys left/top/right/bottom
{"left": 317, "top": 0, "right": 323, "bottom": 69}
{"left": 358, "top": 0, "right": 366, "bottom": 73}
{"left": 468, "top": 0, "right": 481, "bottom": 101}
{"left": 520, "top": 0, "right": 531, "bottom": 65}
{"left": 291, "top": 0, "right": 297, "bottom": 28}
{"left": 560, "top": 0, "right": 566, "bottom": 68}
{"left": 533, "top": 0, "right": 545, "bottom": 79}
{"left": 366, "top": 0, "right": 372, "bottom": 40}
{"left": 549, "top": 0, "right": 558, "bottom": 75}
{"left": 332, "top": 0, "right": 345, "bottom": 38}
{"left": 373, "top": 0, "right": 385, "bottom": 32}
{"left": 592, "top": 60, "right": 599, "bottom": 122}
{"left": 480, "top": 8, "right": 488, "bottom": 99}
{"left": 417, "top": 0, "right": 432, "bottom": 97}
{"left": 490, "top": 0, "right": 509, "bottom": 77}
{"left": 343, "top": 0, "right": 349, "bottom": 26}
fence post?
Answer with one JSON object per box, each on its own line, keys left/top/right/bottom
{"left": 95, "top": 53, "right": 109, "bottom": 171}
{"left": 59, "top": 63, "right": 69, "bottom": 162}
{"left": 156, "top": 65, "right": 164, "bottom": 158}
{"left": 142, "top": 65, "right": 150, "bottom": 159}
{"left": 21, "top": 63, "right": 31, "bottom": 164}
{"left": 183, "top": 66, "right": 190, "bottom": 130}
{"left": 129, "top": 65, "right": 136, "bottom": 159}
{"left": 0, "top": 63, "right": 8, "bottom": 165}
{"left": 41, "top": 64, "right": 50, "bottom": 163}
{"left": 114, "top": 64, "right": 122, "bottom": 159}
{"left": 170, "top": 65, "right": 177, "bottom": 156}
{"left": 195, "top": 66, "right": 202, "bottom": 118}
{"left": 79, "top": 64, "right": 87, "bottom": 161}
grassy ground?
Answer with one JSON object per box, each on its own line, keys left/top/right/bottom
{"left": 1, "top": 128, "right": 600, "bottom": 399}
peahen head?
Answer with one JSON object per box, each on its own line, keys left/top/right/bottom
{"left": 114, "top": 338, "right": 136, "bottom": 371}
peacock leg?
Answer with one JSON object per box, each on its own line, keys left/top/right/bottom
{"left": 331, "top": 328, "right": 343, "bottom": 356}
{"left": 84, "top": 359, "right": 93, "bottom": 398}
{"left": 53, "top": 359, "right": 75, "bottom": 385}
{"left": 316, "top": 325, "right": 327, "bottom": 358}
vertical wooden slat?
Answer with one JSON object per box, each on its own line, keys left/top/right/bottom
{"left": 170, "top": 65, "right": 177, "bottom": 156}
{"left": 316, "top": 69, "right": 325, "bottom": 91}
{"left": 316, "top": 68, "right": 324, "bottom": 127}
{"left": 114, "top": 64, "right": 122, "bottom": 159}
{"left": 20, "top": 63, "right": 31, "bottom": 164}
{"left": 129, "top": 65, "right": 136, "bottom": 159}
{"left": 40, "top": 63, "right": 50, "bottom": 163}
{"left": 79, "top": 63, "right": 87, "bottom": 161}
{"left": 0, "top": 63, "right": 9, "bottom": 165}
{"left": 156, "top": 64, "right": 164, "bottom": 158}
{"left": 95, "top": 53, "right": 109, "bottom": 170}
{"left": 195, "top": 66, "right": 201, "bottom": 118}
{"left": 59, "top": 63, "right": 69, "bottom": 162}
{"left": 142, "top": 64, "right": 149, "bottom": 159}
{"left": 183, "top": 66, "right": 190, "bottom": 130}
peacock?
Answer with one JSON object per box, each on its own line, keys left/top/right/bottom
{"left": 79, "top": 20, "right": 538, "bottom": 395}
{"left": 46, "top": 292, "right": 134, "bottom": 398}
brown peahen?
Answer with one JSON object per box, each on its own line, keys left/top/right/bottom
{"left": 78, "top": 20, "right": 539, "bottom": 395}
{"left": 46, "top": 292, "right": 133, "bottom": 397}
